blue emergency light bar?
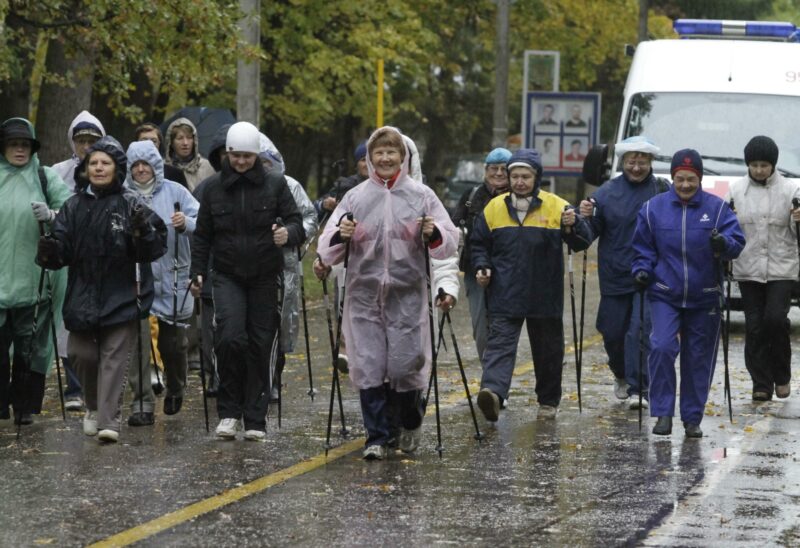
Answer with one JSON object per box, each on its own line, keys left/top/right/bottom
{"left": 674, "top": 19, "right": 798, "bottom": 41}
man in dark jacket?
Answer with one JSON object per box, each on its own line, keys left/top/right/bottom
{"left": 579, "top": 136, "right": 669, "bottom": 408}
{"left": 314, "top": 141, "right": 368, "bottom": 221}
{"left": 451, "top": 147, "right": 511, "bottom": 360}
{"left": 471, "top": 149, "right": 591, "bottom": 422}
{"left": 190, "top": 122, "right": 304, "bottom": 441}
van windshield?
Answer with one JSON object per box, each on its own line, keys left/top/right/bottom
{"left": 624, "top": 92, "right": 800, "bottom": 177}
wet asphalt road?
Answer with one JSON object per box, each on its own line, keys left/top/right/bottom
{"left": 1, "top": 250, "right": 799, "bottom": 547}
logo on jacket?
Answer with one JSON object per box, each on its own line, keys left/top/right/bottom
{"left": 699, "top": 213, "right": 710, "bottom": 222}
{"left": 110, "top": 213, "right": 125, "bottom": 233}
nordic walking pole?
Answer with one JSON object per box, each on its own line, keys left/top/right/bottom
{"left": 324, "top": 213, "right": 353, "bottom": 455}
{"left": 17, "top": 253, "right": 47, "bottom": 439}
{"left": 133, "top": 206, "right": 145, "bottom": 417}
{"left": 564, "top": 206, "right": 582, "bottom": 412}
{"left": 421, "top": 212, "right": 443, "bottom": 458}
{"left": 426, "top": 312, "right": 447, "bottom": 404}
{"left": 44, "top": 270, "right": 66, "bottom": 421}
{"left": 724, "top": 197, "right": 736, "bottom": 423}
{"left": 638, "top": 290, "right": 645, "bottom": 431}
{"left": 196, "top": 293, "right": 210, "bottom": 432}
{"left": 37, "top": 222, "right": 66, "bottom": 421}
{"left": 265, "top": 218, "right": 286, "bottom": 428}
{"left": 438, "top": 288, "right": 483, "bottom": 442}
{"left": 711, "top": 227, "right": 733, "bottom": 424}
{"left": 298, "top": 246, "right": 316, "bottom": 401}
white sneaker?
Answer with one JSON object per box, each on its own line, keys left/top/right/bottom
{"left": 65, "top": 397, "right": 84, "bottom": 411}
{"left": 614, "top": 378, "right": 630, "bottom": 400}
{"left": 537, "top": 405, "right": 558, "bottom": 419}
{"left": 629, "top": 397, "right": 649, "bottom": 410}
{"left": 362, "top": 444, "right": 387, "bottom": 460}
{"left": 399, "top": 426, "right": 422, "bottom": 453}
{"left": 216, "top": 418, "right": 242, "bottom": 440}
{"left": 83, "top": 411, "right": 98, "bottom": 436}
{"left": 97, "top": 429, "right": 119, "bottom": 443}
{"left": 244, "top": 429, "right": 266, "bottom": 442}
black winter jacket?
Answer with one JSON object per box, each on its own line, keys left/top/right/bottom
{"left": 191, "top": 160, "right": 304, "bottom": 281}
{"left": 40, "top": 138, "right": 168, "bottom": 331}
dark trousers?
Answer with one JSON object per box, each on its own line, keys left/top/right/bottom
{"left": 480, "top": 315, "right": 564, "bottom": 407}
{"left": 648, "top": 300, "right": 720, "bottom": 425}
{"left": 360, "top": 384, "right": 424, "bottom": 447}
{"left": 740, "top": 280, "right": 793, "bottom": 396}
{"left": 0, "top": 303, "right": 51, "bottom": 415}
{"left": 156, "top": 319, "right": 189, "bottom": 398}
{"left": 212, "top": 272, "right": 278, "bottom": 432}
{"left": 63, "top": 357, "right": 82, "bottom": 399}
{"left": 596, "top": 292, "right": 651, "bottom": 396}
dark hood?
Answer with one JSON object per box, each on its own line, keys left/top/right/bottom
{"left": 208, "top": 123, "right": 232, "bottom": 172}
{"left": 75, "top": 135, "right": 128, "bottom": 194}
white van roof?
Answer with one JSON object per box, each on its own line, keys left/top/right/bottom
{"left": 626, "top": 39, "right": 800, "bottom": 97}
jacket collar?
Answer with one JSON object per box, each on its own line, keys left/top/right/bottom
{"left": 220, "top": 159, "right": 265, "bottom": 189}
{"left": 503, "top": 189, "right": 542, "bottom": 218}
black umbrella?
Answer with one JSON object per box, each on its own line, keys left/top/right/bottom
{"left": 160, "top": 107, "right": 236, "bottom": 158}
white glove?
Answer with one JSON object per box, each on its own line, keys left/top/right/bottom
{"left": 31, "top": 201, "right": 55, "bottom": 223}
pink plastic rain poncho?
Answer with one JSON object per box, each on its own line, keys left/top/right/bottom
{"left": 318, "top": 127, "right": 458, "bottom": 392}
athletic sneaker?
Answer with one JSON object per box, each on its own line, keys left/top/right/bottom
{"left": 537, "top": 405, "right": 558, "bottom": 419}
{"left": 614, "top": 378, "right": 630, "bottom": 400}
{"left": 64, "top": 397, "right": 84, "bottom": 412}
{"left": 399, "top": 426, "right": 422, "bottom": 453}
{"left": 216, "top": 418, "right": 242, "bottom": 440}
{"left": 244, "top": 429, "right": 267, "bottom": 442}
{"left": 775, "top": 383, "right": 790, "bottom": 399}
{"left": 83, "top": 411, "right": 98, "bottom": 436}
{"left": 629, "top": 395, "right": 649, "bottom": 410}
{"left": 477, "top": 388, "right": 500, "bottom": 422}
{"left": 362, "top": 444, "right": 387, "bottom": 460}
{"left": 336, "top": 354, "right": 349, "bottom": 374}
{"left": 97, "top": 429, "right": 119, "bottom": 443}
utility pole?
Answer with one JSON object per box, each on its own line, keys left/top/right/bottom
{"left": 638, "top": 0, "right": 649, "bottom": 44}
{"left": 491, "top": 0, "right": 510, "bottom": 148}
{"left": 237, "top": 0, "right": 261, "bottom": 125}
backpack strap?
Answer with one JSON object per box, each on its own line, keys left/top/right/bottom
{"left": 38, "top": 167, "right": 49, "bottom": 203}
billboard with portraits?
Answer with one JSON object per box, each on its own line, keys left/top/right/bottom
{"left": 524, "top": 92, "right": 601, "bottom": 177}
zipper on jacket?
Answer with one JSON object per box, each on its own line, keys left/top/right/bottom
{"left": 682, "top": 205, "right": 689, "bottom": 307}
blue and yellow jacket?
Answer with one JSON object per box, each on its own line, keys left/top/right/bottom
{"left": 471, "top": 190, "right": 591, "bottom": 319}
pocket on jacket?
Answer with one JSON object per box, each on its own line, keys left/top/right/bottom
{"left": 252, "top": 200, "right": 273, "bottom": 228}
{"left": 211, "top": 204, "right": 234, "bottom": 231}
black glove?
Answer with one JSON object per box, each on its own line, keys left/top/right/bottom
{"left": 36, "top": 235, "right": 59, "bottom": 266}
{"left": 131, "top": 205, "right": 148, "bottom": 233}
{"left": 633, "top": 271, "right": 650, "bottom": 292}
{"left": 709, "top": 232, "right": 726, "bottom": 254}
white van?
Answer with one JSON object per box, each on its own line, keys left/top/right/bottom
{"left": 584, "top": 19, "right": 800, "bottom": 306}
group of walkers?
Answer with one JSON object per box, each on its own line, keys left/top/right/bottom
{"left": 1, "top": 107, "right": 796, "bottom": 456}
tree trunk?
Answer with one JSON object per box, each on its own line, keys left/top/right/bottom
{"left": 36, "top": 37, "right": 94, "bottom": 165}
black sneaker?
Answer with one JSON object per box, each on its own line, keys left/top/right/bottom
{"left": 683, "top": 422, "right": 703, "bottom": 438}
{"left": 128, "top": 412, "right": 155, "bottom": 427}
{"left": 752, "top": 391, "right": 771, "bottom": 401}
{"left": 652, "top": 416, "right": 672, "bottom": 435}
{"left": 163, "top": 395, "right": 183, "bottom": 415}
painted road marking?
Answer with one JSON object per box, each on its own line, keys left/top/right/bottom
{"left": 92, "top": 332, "right": 604, "bottom": 546}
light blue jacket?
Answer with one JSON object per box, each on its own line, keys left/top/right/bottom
{"left": 125, "top": 140, "right": 199, "bottom": 322}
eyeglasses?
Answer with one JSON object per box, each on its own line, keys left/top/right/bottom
{"left": 486, "top": 165, "right": 507, "bottom": 174}
{"left": 623, "top": 160, "right": 651, "bottom": 169}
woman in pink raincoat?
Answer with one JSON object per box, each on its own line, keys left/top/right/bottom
{"left": 317, "top": 127, "right": 458, "bottom": 460}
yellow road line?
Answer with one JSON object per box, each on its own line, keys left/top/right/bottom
{"left": 88, "top": 439, "right": 364, "bottom": 548}
{"left": 92, "top": 332, "right": 605, "bottom": 546}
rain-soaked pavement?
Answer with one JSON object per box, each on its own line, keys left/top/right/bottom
{"left": 2, "top": 250, "right": 799, "bottom": 547}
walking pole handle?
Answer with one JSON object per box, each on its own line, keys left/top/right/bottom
{"left": 174, "top": 201, "right": 181, "bottom": 213}
{"left": 562, "top": 204, "right": 572, "bottom": 234}
{"left": 793, "top": 197, "right": 800, "bottom": 210}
